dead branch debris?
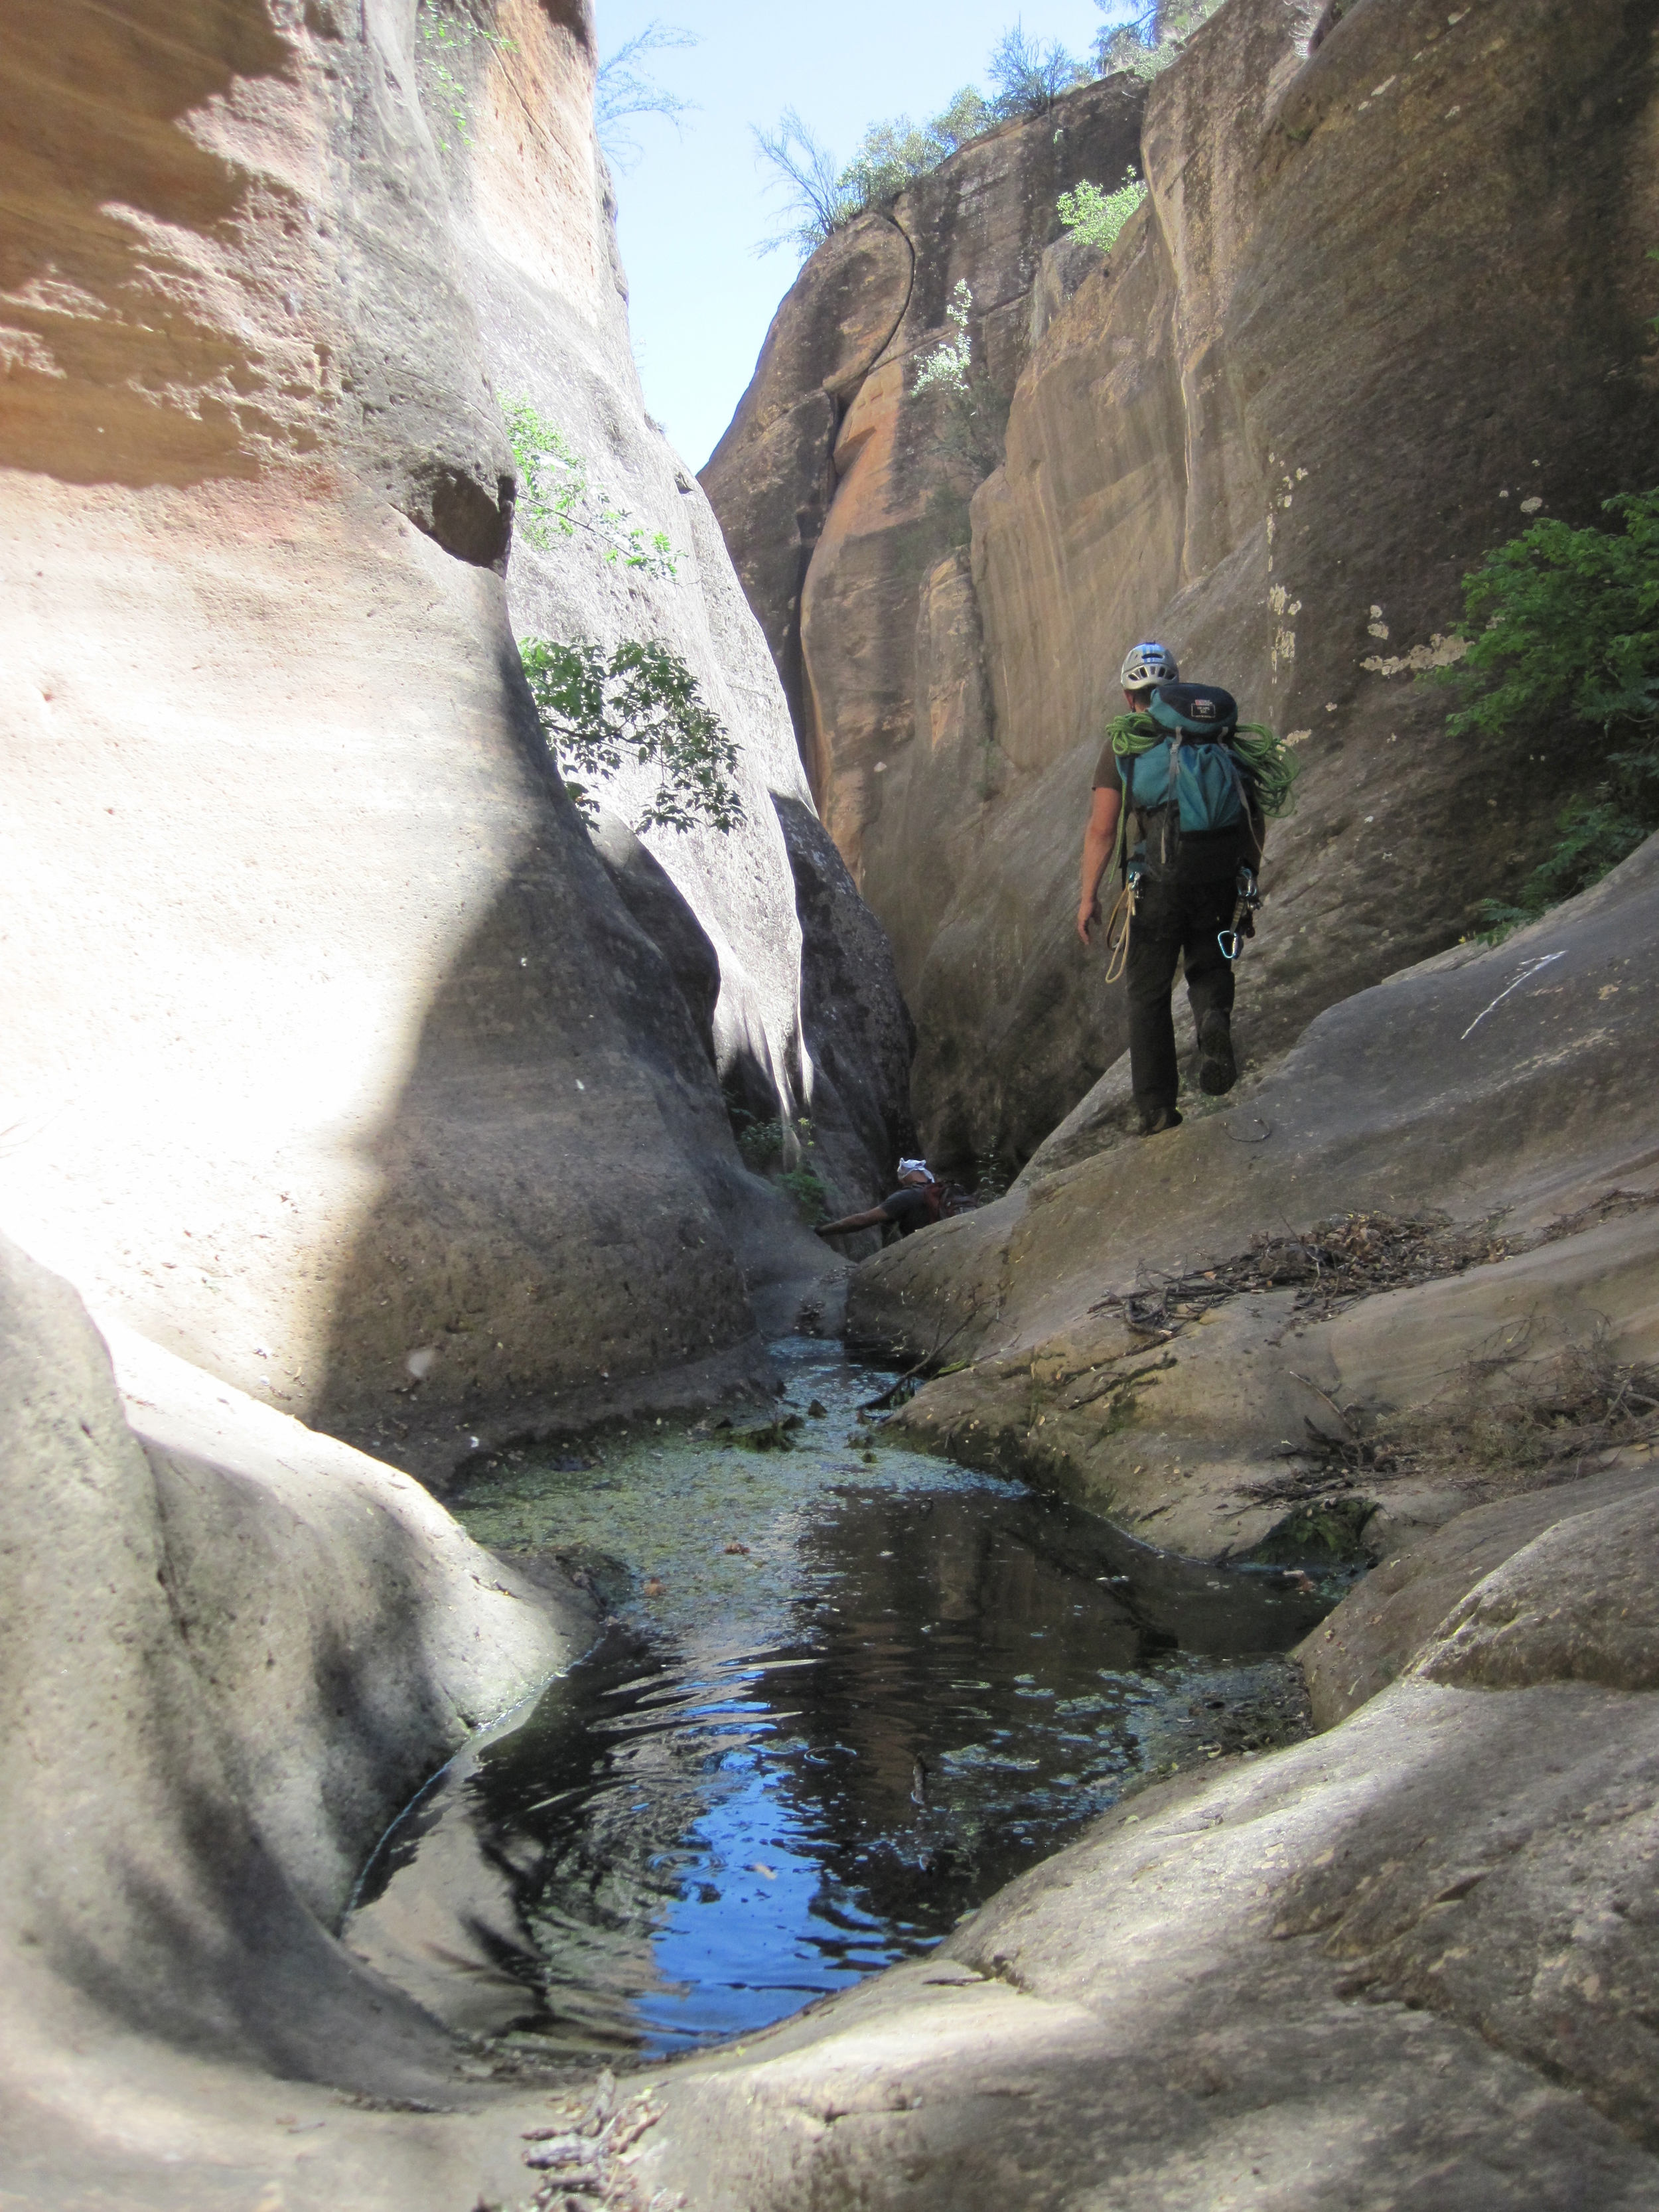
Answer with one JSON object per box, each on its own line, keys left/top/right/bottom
{"left": 518, "top": 2070, "right": 682, "bottom": 2212}
{"left": 1092, "top": 1189, "right": 1659, "bottom": 1345}
{"left": 1244, "top": 1343, "right": 1659, "bottom": 1510}
{"left": 1092, "top": 1211, "right": 1522, "bottom": 1339}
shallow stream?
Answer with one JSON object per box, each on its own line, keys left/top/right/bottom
{"left": 345, "top": 1340, "right": 1329, "bottom": 2059}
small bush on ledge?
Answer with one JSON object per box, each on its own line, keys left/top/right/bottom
{"left": 1056, "top": 169, "right": 1148, "bottom": 255}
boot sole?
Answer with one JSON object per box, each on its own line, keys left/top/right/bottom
{"left": 1198, "top": 1025, "right": 1237, "bottom": 1096}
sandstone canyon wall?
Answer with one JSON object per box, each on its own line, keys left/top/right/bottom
{"left": 0, "top": 0, "right": 910, "bottom": 1483}
{"left": 706, "top": 0, "right": 1659, "bottom": 1165}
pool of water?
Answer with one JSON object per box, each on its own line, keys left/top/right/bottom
{"left": 344, "top": 1339, "right": 1330, "bottom": 2059}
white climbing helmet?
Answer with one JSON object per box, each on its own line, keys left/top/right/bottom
{"left": 1119, "top": 640, "right": 1179, "bottom": 690}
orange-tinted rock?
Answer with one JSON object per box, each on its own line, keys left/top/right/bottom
{"left": 709, "top": 0, "right": 1659, "bottom": 1165}
{"left": 702, "top": 214, "right": 914, "bottom": 746}
{"left": 705, "top": 76, "right": 1147, "bottom": 938}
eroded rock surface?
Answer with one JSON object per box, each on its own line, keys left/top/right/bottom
{"left": 1299, "top": 1464, "right": 1659, "bottom": 1729}
{"left": 0, "top": 1230, "right": 591, "bottom": 2201}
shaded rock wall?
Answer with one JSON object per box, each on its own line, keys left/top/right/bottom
{"left": 0, "top": 1231, "right": 585, "bottom": 2116}
{"left": 707, "top": 0, "right": 1659, "bottom": 1165}
{"left": 0, "top": 0, "right": 910, "bottom": 1479}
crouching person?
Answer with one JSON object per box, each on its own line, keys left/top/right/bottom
{"left": 817, "top": 1160, "right": 952, "bottom": 1242}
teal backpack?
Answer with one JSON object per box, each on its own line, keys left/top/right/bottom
{"left": 1121, "top": 683, "right": 1247, "bottom": 836}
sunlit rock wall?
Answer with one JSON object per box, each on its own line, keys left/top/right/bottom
{"left": 0, "top": 0, "right": 910, "bottom": 1478}
{"left": 707, "top": 0, "right": 1659, "bottom": 1164}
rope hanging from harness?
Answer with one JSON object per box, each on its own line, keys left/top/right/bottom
{"left": 1102, "top": 874, "right": 1136, "bottom": 986}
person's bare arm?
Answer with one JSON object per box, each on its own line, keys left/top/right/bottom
{"left": 816, "top": 1205, "right": 891, "bottom": 1239}
{"left": 1077, "top": 784, "right": 1121, "bottom": 945}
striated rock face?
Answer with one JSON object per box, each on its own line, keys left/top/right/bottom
{"left": 703, "top": 77, "right": 1147, "bottom": 922}
{"left": 0, "top": 0, "right": 909, "bottom": 1479}
{"left": 707, "top": 0, "right": 1659, "bottom": 1165}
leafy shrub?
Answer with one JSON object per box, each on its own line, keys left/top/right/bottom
{"left": 1433, "top": 488, "right": 1659, "bottom": 935}
{"left": 910, "top": 282, "right": 1010, "bottom": 481}
{"left": 415, "top": 1, "right": 514, "bottom": 151}
{"left": 1441, "top": 490, "right": 1659, "bottom": 741}
{"left": 731, "top": 1116, "right": 829, "bottom": 1222}
{"left": 913, "top": 281, "right": 974, "bottom": 400}
{"left": 502, "top": 398, "right": 676, "bottom": 580}
{"left": 1056, "top": 168, "right": 1148, "bottom": 254}
{"left": 736, "top": 1117, "right": 787, "bottom": 1165}
{"left": 520, "top": 638, "right": 744, "bottom": 835}
{"left": 778, "top": 1166, "right": 830, "bottom": 1225}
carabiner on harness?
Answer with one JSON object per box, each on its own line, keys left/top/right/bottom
{"left": 1218, "top": 865, "right": 1262, "bottom": 964}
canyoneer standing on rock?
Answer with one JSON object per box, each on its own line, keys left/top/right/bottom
{"left": 1076, "top": 642, "right": 1299, "bottom": 1136}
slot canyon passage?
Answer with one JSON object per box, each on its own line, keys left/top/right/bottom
{"left": 4, "top": 0, "right": 1659, "bottom": 2205}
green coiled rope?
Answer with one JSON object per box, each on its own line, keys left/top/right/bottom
{"left": 1230, "top": 723, "right": 1303, "bottom": 820}
{"left": 1101, "top": 709, "right": 1302, "bottom": 881}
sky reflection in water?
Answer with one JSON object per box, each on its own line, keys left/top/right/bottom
{"left": 347, "top": 1339, "right": 1328, "bottom": 2056}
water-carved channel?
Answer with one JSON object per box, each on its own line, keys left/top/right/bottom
{"left": 344, "top": 1340, "right": 1332, "bottom": 2058}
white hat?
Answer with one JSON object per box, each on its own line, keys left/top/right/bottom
{"left": 897, "top": 1157, "right": 935, "bottom": 1183}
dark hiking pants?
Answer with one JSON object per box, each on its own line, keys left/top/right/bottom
{"left": 1124, "top": 875, "right": 1237, "bottom": 1114}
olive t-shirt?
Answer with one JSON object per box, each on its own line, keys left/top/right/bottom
{"left": 1092, "top": 742, "right": 1125, "bottom": 796}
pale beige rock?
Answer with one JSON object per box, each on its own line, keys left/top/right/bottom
{"left": 1417, "top": 1486, "right": 1659, "bottom": 1696}
{"left": 1296, "top": 1464, "right": 1659, "bottom": 1730}
{"left": 0, "top": 0, "right": 908, "bottom": 1482}
{"left": 0, "top": 1230, "right": 585, "bottom": 2153}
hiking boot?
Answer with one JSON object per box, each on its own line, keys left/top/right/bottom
{"left": 1198, "top": 1011, "right": 1238, "bottom": 1096}
{"left": 1139, "top": 1105, "right": 1183, "bottom": 1136}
